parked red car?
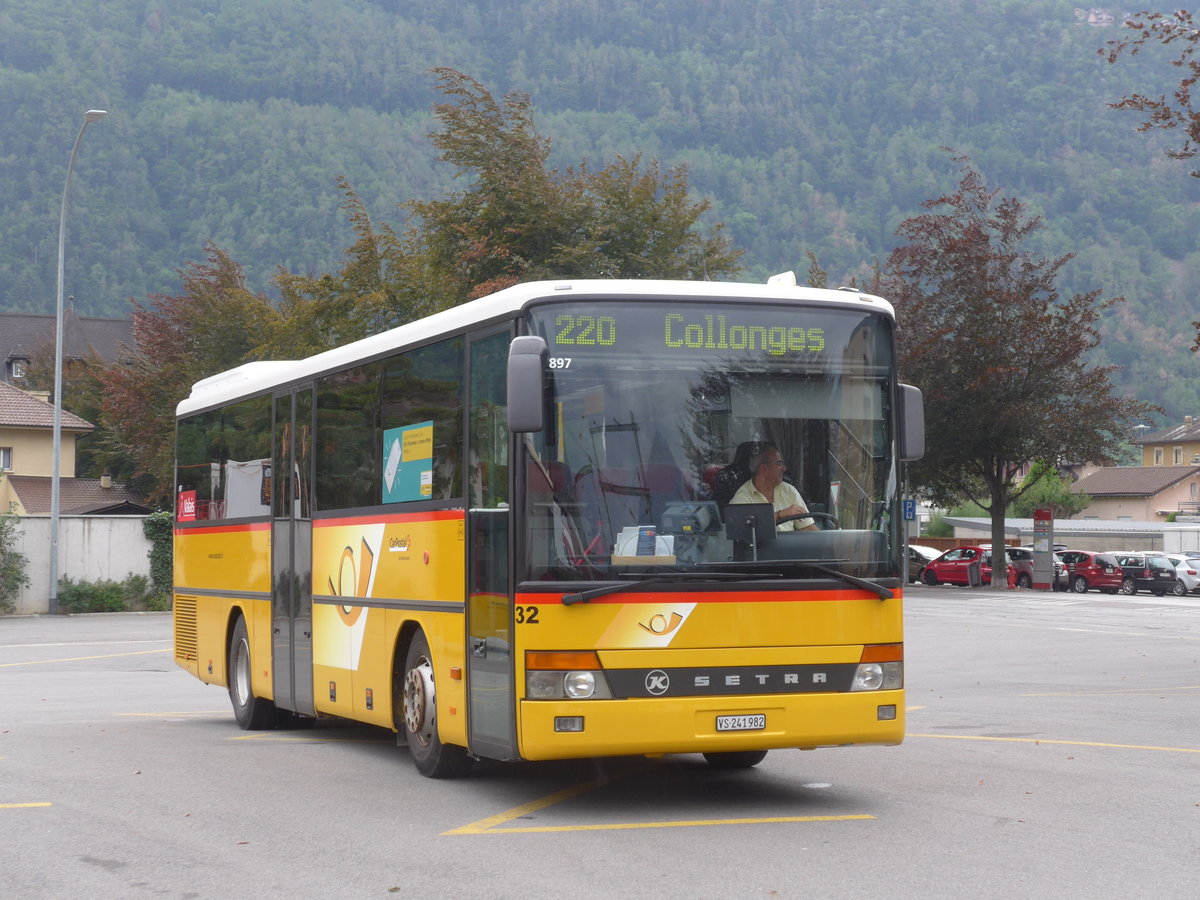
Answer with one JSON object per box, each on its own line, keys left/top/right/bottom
{"left": 921, "top": 546, "right": 1013, "bottom": 586}
{"left": 1057, "top": 550, "right": 1123, "bottom": 594}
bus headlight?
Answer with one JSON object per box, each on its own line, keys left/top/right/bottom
{"left": 851, "top": 662, "right": 902, "bottom": 691}
{"left": 564, "top": 671, "right": 596, "bottom": 698}
{"left": 525, "top": 651, "right": 613, "bottom": 700}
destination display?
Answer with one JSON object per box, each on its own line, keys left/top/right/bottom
{"left": 547, "top": 308, "right": 828, "bottom": 357}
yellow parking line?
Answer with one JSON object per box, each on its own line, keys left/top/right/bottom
{"left": 1, "top": 803, "right": 52, "bottom": 809}
{"left": 452, "top": 813, "right": 875, "bottom": 835}
{"left": 908, "top": 733, "right": 1199, "bottom": 753}
{"left": 444, "top": 768, "right": 873, "bottom": 835}
{"left": 0, "top": 648, "right": 170, "bottom": 667}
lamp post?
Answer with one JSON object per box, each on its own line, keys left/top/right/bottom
{"left": 49, "top": 108, "right": 107, "bottom": 615}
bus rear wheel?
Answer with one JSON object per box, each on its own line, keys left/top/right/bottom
{"left": 399, "top": 631, "right": 473, "bottom": 778}
{"left": 228, "top": 616, "right": 276, "bottom": 730}
{"left": 702, "top": 750, "right": 768, "bottom": 769}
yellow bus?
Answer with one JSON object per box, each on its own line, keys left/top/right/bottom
{"left": 173, "top": 277, "right": 923, "bottom": 777}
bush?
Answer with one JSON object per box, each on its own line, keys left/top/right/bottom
{"left": 58, "top": 576, "right": 128, "bottom": 613}
{"left": 924, "top": 512, "right": 954, "bottom": 538}
{"left": 142, "top": 511, "right": 174, "bottom": 608}
{"left": 0, "top": 509, "right": 31, "bottom": 615}
{"left": 56, "top": 573, "right": 170, "bottom": 613}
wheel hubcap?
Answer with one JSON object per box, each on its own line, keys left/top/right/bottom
{"left": 233, "top": 639, "right": 251, "bottom": 706}
{"left": 403, "top": 657, "right": 436, "bottom": 746}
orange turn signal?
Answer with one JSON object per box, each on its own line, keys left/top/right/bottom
{"left": 525, "top": 650, "right": 603, "bottom": 670}
{"left": 860, "top": 643, "right": 903, "bottom": 663}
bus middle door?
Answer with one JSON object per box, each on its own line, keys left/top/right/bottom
{"left": 272, "top": 388, "right": 315, "bottom": 717}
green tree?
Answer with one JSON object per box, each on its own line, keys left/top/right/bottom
{"left": 880, "top": 156, "right": 1157, "bottom": 585}
{"left": 401, "top": 68, "right": 741, "bottom": 306}
{"left": 1009, "top": 462, "right": 1092, "bottom": 519}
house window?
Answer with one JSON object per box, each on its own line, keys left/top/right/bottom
{"left": 0, "top": 447, "right": 11, "bottom": 471}
{"left": 1154, "top": 447, "right": 1163, "bottom": 465}
{"left": 1174, "top": 447, "right": 1183, "bottom": 465}
{"left": 9, "top": 359, "right": 26, "bottom": 379}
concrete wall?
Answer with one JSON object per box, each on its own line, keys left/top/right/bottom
{"left": 1163, "top": 525, "right": 1200, "bottom": 554}
{"left": 6, "top": 516, "right": 152, "bottom": 616}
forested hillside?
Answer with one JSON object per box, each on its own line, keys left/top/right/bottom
{"left": 2, "top": 0, "right": 1197, "bottom": 420}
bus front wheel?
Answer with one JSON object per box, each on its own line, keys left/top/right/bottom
{"left": 228, "top": 616, "right": 276, "bottom": 730}
{"left": 399, "top": 631, "right": 474, "bottom": 778}
{"left": 702, "top": 749, "right": 768, "bottom": 769}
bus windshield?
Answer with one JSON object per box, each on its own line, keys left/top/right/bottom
{"left": 521, "top": 298, "right": 900, "bottom": 582}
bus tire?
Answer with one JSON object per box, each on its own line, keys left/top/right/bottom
{"left": 228, "top": 616, "right": 276, "bottom": 730}
{"left": 399, "top": 630, "right": 473, "bottom": 779}
{"left": 702, "top": 749, "right": 768, "bottom": 769}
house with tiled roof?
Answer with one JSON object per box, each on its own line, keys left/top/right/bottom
{"left": 1070, "top": 465, "right": 1200, "bottom": 520}
{"left": 1, "top": 307, "right": 134, "bottom": 384}
{"left": 0, "top": 380, "right": 148, "bottom": 515}
{"left": 1135, "top": 416, "right": 1200, "bottom": 468}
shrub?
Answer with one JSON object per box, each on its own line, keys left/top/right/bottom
{"left": 58, "top": 576, "right": 128, "bottom": 613}
{"left": 142, "top": 511, "right": 174, "bottom": 608}
{"left": 0, "top": 509, "right": 31, "bottom": 615}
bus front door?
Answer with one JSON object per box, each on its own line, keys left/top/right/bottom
{"left": 465, "top": 329, "right": 517, "bottom": 760}
{"left": 271, "top": 388, "right": 315, "bottom": 717}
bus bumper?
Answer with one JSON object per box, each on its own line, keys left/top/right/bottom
{"left": 517, "top": 690, "right": 905, "bottom": 761}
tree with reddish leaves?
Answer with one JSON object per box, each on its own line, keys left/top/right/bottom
{"left": 1104, "top": 10, "right": 1200, "bottom": 172}
{"left": 1103, "top": 10, "right": 1200, "bottom": 352}
{"left": 878, "top": 157, "right": 1156, "bottom": 584}
{"left": 100, "top": 247, "right": 278, "bottom": 505}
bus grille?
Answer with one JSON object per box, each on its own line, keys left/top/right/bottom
{"left": 174, "top": 595, "right": 198, "bottom": 660}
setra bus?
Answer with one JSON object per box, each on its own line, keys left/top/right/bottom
{"left": 172, "top": 276, "right": 924, "bottom": 777}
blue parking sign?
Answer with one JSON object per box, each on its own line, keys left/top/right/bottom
{"left": 902, "top": 499, "right": 916, "bottom": 521}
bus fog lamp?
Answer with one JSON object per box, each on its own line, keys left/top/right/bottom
{"left": 564, "top": 671, "right": 596, "bottom": 699}
{"left": 554, "top": 716, "right": 585, "bottom": 732}
{"left": 877, "top": 704, "right": 897, "bottom": 721}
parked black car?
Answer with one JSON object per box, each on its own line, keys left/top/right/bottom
{"left": 1111, "top": 553, "right": 1177, "bottom": 596}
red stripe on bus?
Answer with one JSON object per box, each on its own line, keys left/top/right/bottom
{"left": 315, "top": 510, "right": 466, "bottom": 528}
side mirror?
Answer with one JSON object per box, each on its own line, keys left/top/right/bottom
{"left": 898, "top": 383, "right": 925, "bottom": 462}
{"left": 507, "top": 336, "right": 548, "bottom": 433}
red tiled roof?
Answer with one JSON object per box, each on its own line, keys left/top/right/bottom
{"left": 4, "top": 475, "right": 148, "bottom": 515}
{"left": 1070, "top": 465, "right": 1200, "bottom": 497}
{"left": 0, "top": 381, "right": 93, "bottom": 430}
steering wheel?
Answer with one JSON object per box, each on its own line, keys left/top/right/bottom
{"left": 777, "top": 511, "right": 840, "bottom": 529}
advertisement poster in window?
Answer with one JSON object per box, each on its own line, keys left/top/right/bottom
{"left": 382, "top": 421, "right": 434, "bottom": 503}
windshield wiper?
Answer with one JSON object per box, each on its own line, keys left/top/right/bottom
{"left": 806, "top": 563, "right": 893, "bottom": 600}
{"left": 561, "top": 571, "right": 782, "bottom": 606}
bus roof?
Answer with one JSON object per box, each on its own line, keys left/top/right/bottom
{"left": 176, "top": 277, "right": 894, "bottom": 416}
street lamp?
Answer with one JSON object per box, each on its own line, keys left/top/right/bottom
{"left": 49, "top": 108, "right": 107, "bottom": 615}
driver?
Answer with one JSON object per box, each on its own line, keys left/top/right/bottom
{"left": 729, "top": 443, "right": 818, "bottom": 531}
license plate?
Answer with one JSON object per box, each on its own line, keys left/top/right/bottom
{"left": 716, "top": 714, "right": 765, "bottom": 732}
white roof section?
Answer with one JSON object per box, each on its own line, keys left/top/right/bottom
{"left": 177, "top": 277, "right": 895, "bottom": 416}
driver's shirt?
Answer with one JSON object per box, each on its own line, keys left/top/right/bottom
{"left": 729, "top": 480, "right": 814, "bottom": 531}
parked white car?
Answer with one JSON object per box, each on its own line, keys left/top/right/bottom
{"left": 1162, "top": 554, "right": 1200, "bottom": 596}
